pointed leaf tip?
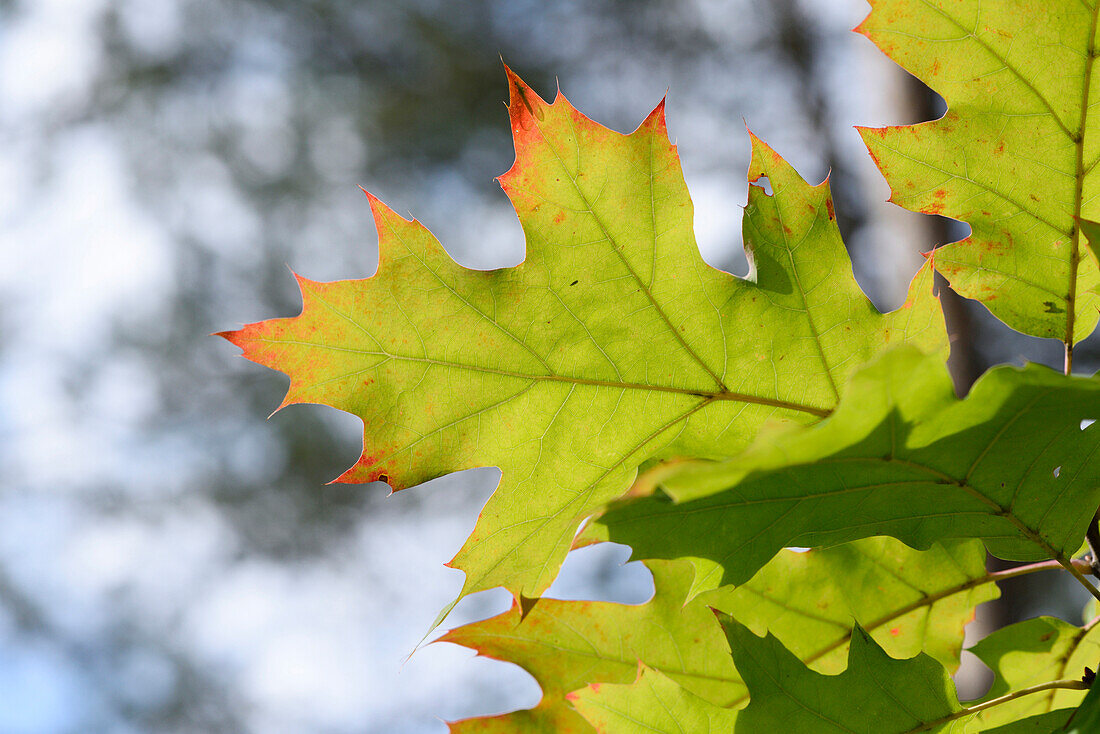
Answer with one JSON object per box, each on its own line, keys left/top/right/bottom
{"left": 642, "top": 97, "right": 669, "bottom": 135}
{"left": 361, "top": 188, "right": 407, "bottom": 227}
{"left": 746, "top": 132, "right": 800, "bottom": 188}
{"left": 213, "top": 328, "right": 241, "bottom": 346}
{"left": 361, "top": 190, "right": 429, "bottom": 275}
{"left": 505, "top": 66, "right": 547, "bottom": 126}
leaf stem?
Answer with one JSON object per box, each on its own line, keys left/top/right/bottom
{"left": 989, "top": 557, "right": 1092, "bottom": 583}
{"left": 815, "top": 558, "right": 1092, "bottom": 662}
{"left": 1057, "top": 555, "right": 1100, "bottom": 603}
{"left": 905, "top": 679, "right": 1089, "bottom": 733}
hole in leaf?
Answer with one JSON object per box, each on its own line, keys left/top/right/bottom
{"left": 1053, "top": 466, "right": 1061, "bottom": 478}
{"left": 1082, "top": 419, "right": 1096, "bottom": 430}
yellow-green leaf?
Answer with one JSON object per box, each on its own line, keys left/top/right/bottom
{"left": 440, "top": 560, "right": 740, "bottom": 732}
{"left": 967, "top": 617, "right": 1100, "bottom": 730}
{"left": 858, "top": 0, "right": 1100, "bottom": 345}
{"left": 570, "top": 666, "right": 739, "bottom": 734}
{"left": 702, "top": 537, "right": 996, "bottom": 679}
{"left": 219, "top": 70, "right": 945, "bottom": 602}
{"left": 442, "top": 538, "right": 994, "bottom": 730}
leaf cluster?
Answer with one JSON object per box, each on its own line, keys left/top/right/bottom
{"left": 221, "top": 0, "right": 1100, "bottom": 731}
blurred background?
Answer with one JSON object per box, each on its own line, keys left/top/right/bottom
{"left": 0, "top": 0, "right": 1092, "bottom": 731}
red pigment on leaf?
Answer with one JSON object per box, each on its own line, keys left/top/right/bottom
{"left": 825, "top": 198, "right": 836, "bottom": 220}
{"left": 498, "top": 65, "right": 550, "bottom": 187}
{"left": 926, "top": 188, "right": 948, "bottom": 215}
{"left": 855, "top": 126, "right": 887, "bottom": 171}
{"left": 332, "top": 450, "right": 401, "bottom": 490}
{"left": 889, "top": 627, "right": 901, "bottom": 636}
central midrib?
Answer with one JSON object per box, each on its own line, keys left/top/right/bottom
{"left": 1065, "top": 0, "right": 1100, "bottom": 361}
{"left": 540, "top": 108, "right": 731, "bottom": 393}
{"left": 271, "top": 336, "right": 832, "bottom": 417}
{"left": 765, "top": 168, "right": 840, "bottom": 403}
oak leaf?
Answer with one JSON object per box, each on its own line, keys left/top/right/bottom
{"left": 220, "top": 69, "right": 945, "bottom": 603}
{"left": 858, "top": 0, "right": 1100, "bottom": 346}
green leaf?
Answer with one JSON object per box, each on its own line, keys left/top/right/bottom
{"left": 443, "top": 538, "right": 992, "bottom": 729}
{"left": 570, "top": 617, "right": 1092, "bottom": 734}
{"left": 219, "top": 70, "right": 945, "bottom": 601}
{"left": 701, "top": 537, "right": 997, "bottom": 679}
{"left": 857, "top": 0, "right": 1100, "bottom": 344}
{"left": 594, "top": 348, "right": 1100, "bottom": 592}
{"left": 978, "top": 711, "right": 1072, "bottom": 734}
{"left": 968, "top": 617, "right": 1100, "bottom": 730}
{"left": 1063, "top": 680, "right": 1100, "bottom": 733}
{"left": 726, "top": 619, "right": 965, "bottom": 733}
{"left": 440, "top": 560, "right": 741, "bottom": 732}
{"left": 1082, "top": 218, "right": 1100, "bottom": 280}
{"left": 570, "top": 667, "right": 739, "bottom": 733}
